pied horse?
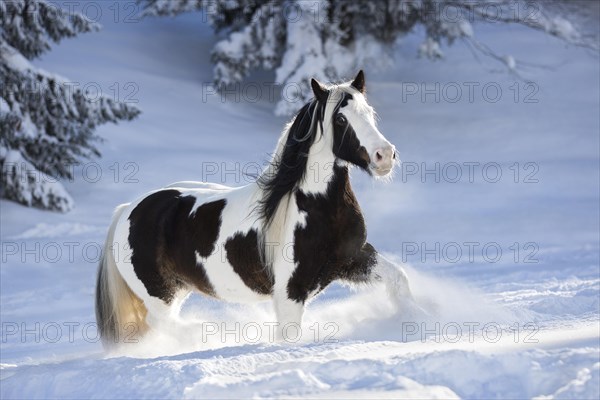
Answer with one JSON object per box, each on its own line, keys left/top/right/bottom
{"left": 95, "top": 71, "right": 416, "bottom": 346}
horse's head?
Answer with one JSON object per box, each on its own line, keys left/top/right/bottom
{"left": 258, "top": 71, "right": 397, "bottom": 225}
{"left": 312, "top": 70, "right": 397, "bottom": 177}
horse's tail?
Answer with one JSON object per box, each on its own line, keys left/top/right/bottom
{"left": 95, "top": 204, "right": 148, "bottom": 348}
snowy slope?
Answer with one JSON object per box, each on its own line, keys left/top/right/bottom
{"left": 1, "top": 3, "right": 599, "bottom": 399}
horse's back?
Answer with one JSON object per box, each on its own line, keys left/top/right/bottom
{"left": 166, "top": 181, "right": 231, "bottom": 191}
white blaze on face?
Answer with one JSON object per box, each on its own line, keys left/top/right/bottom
{"left": 338, "top": 87, "right": 397, "bottom": 176}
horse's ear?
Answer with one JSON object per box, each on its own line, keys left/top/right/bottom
{"left": 351, "top": 70, "right": 366, "bottom": 94}
{"left": 311, "top": 78, "right": 329, "bottom": 103}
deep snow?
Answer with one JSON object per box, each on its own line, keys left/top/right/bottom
{"left": 1, "top": 2, "right": 599, "bottom": 399}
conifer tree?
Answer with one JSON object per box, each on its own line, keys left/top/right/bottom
{"left": 1, "top": 0, "right": 140, "bottom": 211}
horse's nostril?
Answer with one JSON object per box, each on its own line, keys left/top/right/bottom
{"left": 392, "top": 152, "right": 396, "bottom": 160}
{"left": 376, "top": 152, "right": 383, "bottom": 161}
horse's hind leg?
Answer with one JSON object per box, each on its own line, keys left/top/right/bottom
{"left": 168, "top": 290, "right": 192, "bottom": 320}
{"left": 142, "top": 288, "right": 191, "bottom": 324}
{"left": 113, "top": 260, "right": 179, "bottom": 341}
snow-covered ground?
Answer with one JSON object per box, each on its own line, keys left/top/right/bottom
{"left": 1, "top": 3, "right": 599, "bottom": 399}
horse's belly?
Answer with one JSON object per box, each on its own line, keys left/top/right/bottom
{"left": 201, "top": 198, "right": 274, "bottom": 303}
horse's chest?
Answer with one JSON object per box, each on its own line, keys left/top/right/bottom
{"left": 296, "top": 193, "right": 366, "bottom": 258}
{"left": 288, "top": 173, "right": 368, "bottom": 302}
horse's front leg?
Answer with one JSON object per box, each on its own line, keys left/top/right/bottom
{"left": 359, "top": 244, "right": 421, "bottom": 316}
{"left": 271, "top": 262, "right": 305, "bottom": 342}
{"left": 371, "top": 253, "right": 412, "bottom": 302}
{"left": 272, "top": 290, "right": 304, "bottom": 342}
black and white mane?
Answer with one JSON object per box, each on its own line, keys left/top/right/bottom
{"left": 258, "top": 99, "right": 326, "bottom": 226}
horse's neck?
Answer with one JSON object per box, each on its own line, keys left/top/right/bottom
{"left": 298, "top": 162, "right": 359, "bottom": 221}
{"left": 297, "top": 138, "right": 357, "bottom": 215}
{"left": 298, "top": 133, "right": 337, "bottom": 195}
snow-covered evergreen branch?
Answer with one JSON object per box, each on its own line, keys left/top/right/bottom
{"left": 1, "top": 0, "right": 140, "bottom": 212}
{"left": 139, "top": 0, "right": 598, "bottom": 115}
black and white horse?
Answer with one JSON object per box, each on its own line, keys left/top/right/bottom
{"left": 96, "top": 71, "right": 416, "bottom": 346}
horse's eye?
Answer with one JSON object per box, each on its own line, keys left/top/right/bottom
{"left": 335, "top": 114, "right": 347, "bottom": 125}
